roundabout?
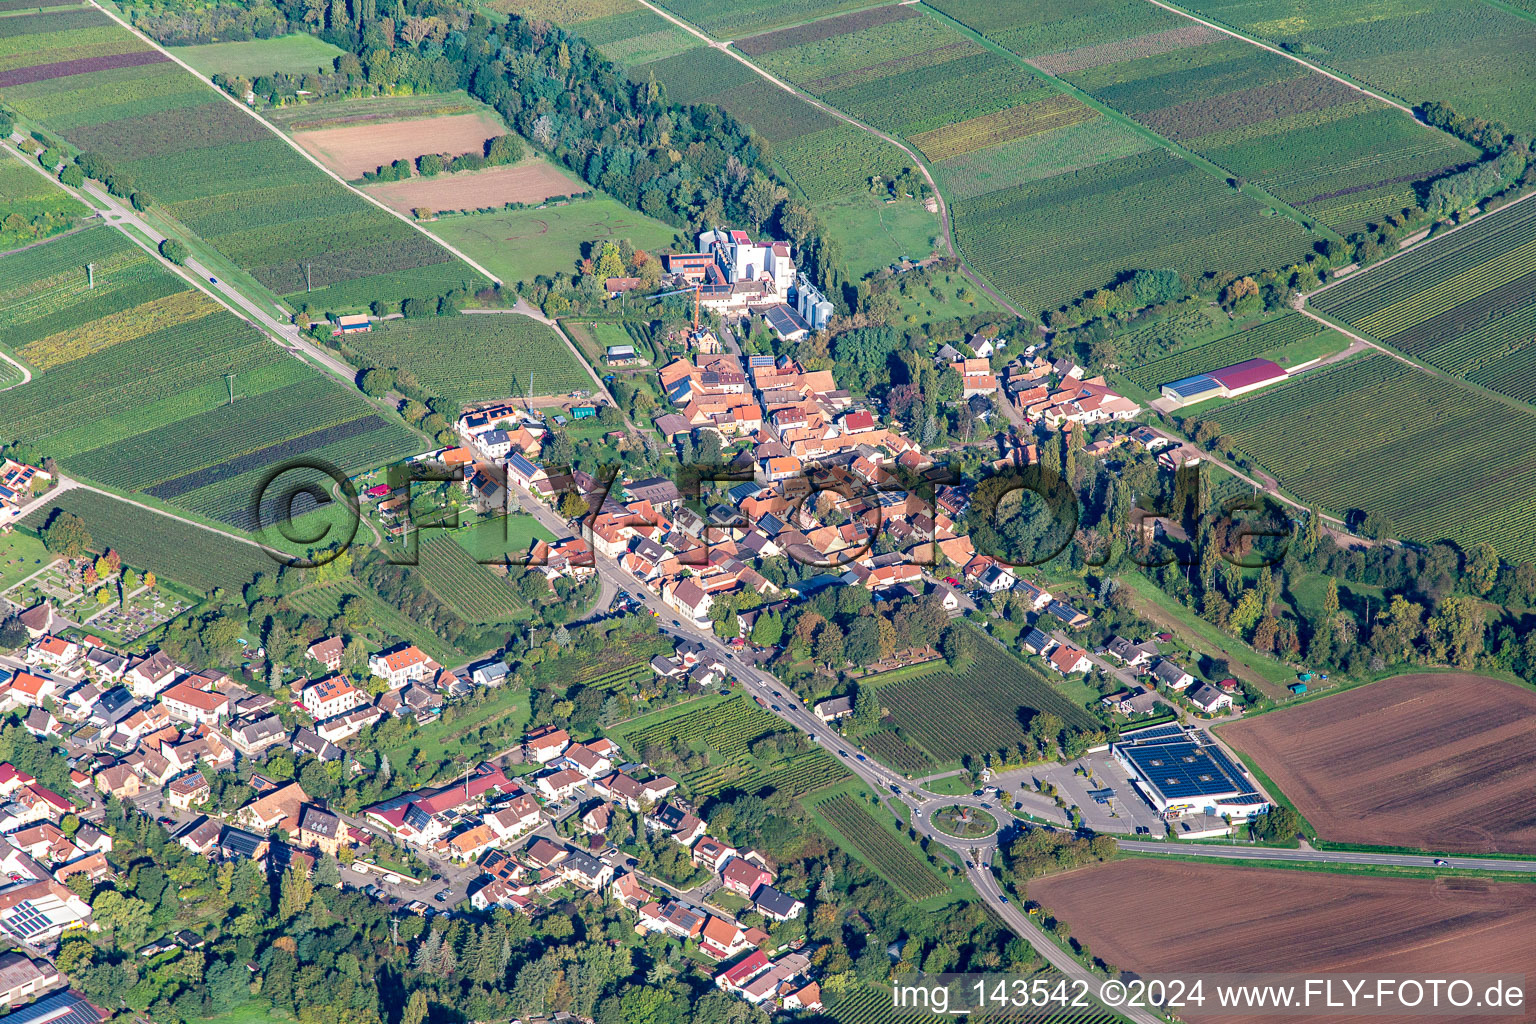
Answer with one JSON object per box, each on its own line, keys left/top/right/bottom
{"left": 932, "top": 804, "right": 999, "bottom": 840}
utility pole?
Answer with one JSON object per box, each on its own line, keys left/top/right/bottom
{"left": 86, "top": 263, "right": 94, "bottom": 289}
{"left": 224, "top": 373, "right": 237, "bottom": 404}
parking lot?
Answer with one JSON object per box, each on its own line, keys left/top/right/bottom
{"left": 1014, "top": 750, "right": 1168, "bottom": 836}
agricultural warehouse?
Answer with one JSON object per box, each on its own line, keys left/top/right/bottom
{"left": 1112, "top": 724, "right": 1268, "bottom": 820}
{"left": 1160, "top": 358, "right": 1289, "bottom": 407}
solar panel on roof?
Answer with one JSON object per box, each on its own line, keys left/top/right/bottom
{"left": 1119, "top": 740, "right": 1248, "bottom": 800}
{"left": 1162, "top": 374, "right": 1222, "bottom": 397}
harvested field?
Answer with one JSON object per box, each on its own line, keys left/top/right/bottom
{"left": 1222, "top": 673, "right": 1536, "bottom": 853}
{"left": 292, "top": 111, "right": 506, "bottom": 179}
{"left": 1030, "top": 860, "right": 1536, "bottom": 1024}
{"left": 365, "top": 161, "right": 581, "bottom": 215}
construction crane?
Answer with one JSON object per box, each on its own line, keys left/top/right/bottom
{"left": 649, "top": 281, "right": 701, "bottom": 329}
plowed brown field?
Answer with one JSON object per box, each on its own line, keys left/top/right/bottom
{"left": 1030, "top": 860, "right": 1536, "bottom": 1023}
{"left": 1221, "top": 673, "right": 1536, "bottom": 853}
{"left": 365, "top": 162, "right": 580, "bottom": 215}
{"left": 292, "top": 111, "right": 506, "bottom": 178}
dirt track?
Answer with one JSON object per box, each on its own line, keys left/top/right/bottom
{"left": 365, "top": 162, "right": 579, "bottom": 215}
{"left": 292, "top": 111, "right": 506, "bottom": 178}
{"left": 1031, "top": 859, "right": 1536, "bottom": 1023}
{"left": 1222, "top": 673, "right": 1536, "bottom": 853}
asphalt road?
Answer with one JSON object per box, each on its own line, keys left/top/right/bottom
{"left": 1117, "top": 840, "right": 1536, "bottom": 873}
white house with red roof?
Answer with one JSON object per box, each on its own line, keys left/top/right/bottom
{"left": 714, "top": 950, "right": 771, "bottom": 994}
{"left": 523, "top": 725, "right": 570, "bottom": 764}
{"left": 535, "top": 769, "right": 587, "bottom": 803}
{"left": 2, "top": 672, "right": 54, "bottom": 709}
{"left": 24, "top": 636, "right": 78, "bottom": 671}
{"left": 1046, "top": 644, "right": 1092, "bottom": 676}
{"left": 367, "top": 645, "right": 436, "bottom": 689}
{"left": 301, "top": 677, "right": 368, "bottom": 721}
{"left": 159, "top": 681, "right": 231, "bottom": 725}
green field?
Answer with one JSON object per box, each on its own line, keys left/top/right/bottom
{"left": 0, "top": 153, "right": 87, "bottom": 250}
{"left": 614, "top": 692, "right": 850, "bottom": 801}
{"left": 1190, "top": 0, "right": 1536, "bottom": 133}
{"left": 813, "top": 790, "right": 951, "bottom": 901}
{"left": 888, "top": 267, "right": 998, "bottom": 323}
{"left": 953, "top": 147, "right": 1316, "bottom": 316}
{"left": 654, "top": 0, "right": 880, "bottom": 37}
{"left": 0, "top": 10, "right": 484, "bottom": 309}
{"left": 449, "top": 514, "right": 554, "bottom": 564}
{"left": 415, "top": 535, "right": 529, "bottom": 624}
{"left": 19, "top": 488, "right": 272, "bottom": 594}
{"left": 261, "top": 91, "right": 488, "bottom": 132}
{"left": 0, "top": 531, "right": 54, "bottom": 597}
{"left": 340, "top": 313, "right": 589, "bottom": 405}
{"left": 172, "top": 34, "right": 346, "bottom": 78}
{"left": 866, "top": 639, "right": 1099, "bottom": 766}
{"left": 428, "top": 197, "right": 679, "bottom": 286}
{"left": 1210, "top": 353, "right": 1536, "bottom": 561}
{"left": 1311, "top": 198, "right": 1536, "bottom": 402}
{"left": 817, "top": 194, "right": 943, "bottom": 280}
{"left": 0, "top": 225, "right": 419, "bottom": 528}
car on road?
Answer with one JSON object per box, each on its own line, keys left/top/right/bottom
{"left": 856, "top": 754, "right": 866, "bottom": 761}
{"left": 998, "top": 895, "right": 1009, "bottom": 903}
{"left": 839, "top": 750, "right": 847, "bottom": 757}
{"left": 1434, "top": 859, "right": 1449, "bottom": 866}
{"left": 981, "top": 802, "right": 991, "bottom": 809}
{"left": 772, "top": 690, "right": 781, "bottom": 697}
{"left": 770, "top": 704, "right": 780, "bottom": 712}
{"left": 209, "top": 277, "right": 218, "bottom": 284}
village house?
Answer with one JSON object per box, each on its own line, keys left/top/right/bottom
{"left": 720, "top": 856, "right": 773, "bottom": 897}
{"left": 1046, "top": 644, "right": 1092, "bottom": 676}
{"left": 306, "top": 637, "right": 344, "bottom": 672}
{"left": 368, "top": 646, "right": 437, "bottom": 689}
{"left": 302, "top": 677, "right": 368, "bottom": 721}
{"left": 165, "top": 773, "right": 209, "bottom": 811}
{"left": 1152, "top": 660, "right": 1196, "bottom": 691}
{"left": 1188, "top": 683, "right": 1234, "bottom": 714}
{"left": 699, "top": 916, "right": 751, "bottom": 960}
{"left": 159, "top": 681, "right": 230, "bottom": 725}
{"left": 24, "top": 636, "right": 78, "bottom": 671}
{"left": 297, "top": 807, "right": 345, "bottom": 857}
{"left": 524, "top": 725, "right": 570, "bottom": 764}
